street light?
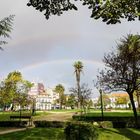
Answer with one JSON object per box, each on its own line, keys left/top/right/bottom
{"left": 99, "top": 89, "right": 104, "bottom": 120}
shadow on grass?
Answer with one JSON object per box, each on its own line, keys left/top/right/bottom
{"left": 100, "top": 128, "right": 140, "bottom": 140}
{"left": 0, "top": 128, "right": 64, "bottom": 140}
{"left": 116, "top": 128, "right": 140, "bottom": 140}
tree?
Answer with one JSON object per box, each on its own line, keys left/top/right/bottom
{"left": 73, "top": 61, "right": 83, "bottom": 109}
{"left": 0, "top": 71, "right": 32, "bottom": 111}
{"left": 0, "top": 71, "right": 22, "bottom": 110}
{"left": 14, "top": 80, "right": 33, "bottom": 108}
{"left": 115, "top": 96, "right": 129, "bottom": 108}
{"left": 0, "top": 15, "right": 14, "bottom": 50}
{"left": 97, "top": 94, "right": 111, "bottom": 109}
{"left": 27, "top": 0, "right": 140, "bottom": 24}
{"left": 98, "top": 34, "right": 140, "bottom": 127}
{"left": 135, "top": 90, "right": 140, "bottom": 111}
{"left": 70, "top": 83, "right": 92, "bottom": 113}
{"left": 66, "top": 94, "right": 77, "bottom": 109}
{"left": 54, "top": 84, "right": 65, "bottom": 109}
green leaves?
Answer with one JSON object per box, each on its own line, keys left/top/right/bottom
{"left": 0, "top": 71, "right": 32, "bottom": 110}
{"left": 0, "top": 15, "right": 14, "bottom": 49}
{"left": 27, "top": 0, "right": 140, "bottom": 24}
{"left": 27, "top": 0, "right": 78, "bottom": 20}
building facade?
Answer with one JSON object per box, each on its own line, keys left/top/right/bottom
{"left": 28, "top": 83, "right": 59, "bottom": 110}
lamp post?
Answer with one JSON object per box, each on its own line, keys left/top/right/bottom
{"left": 99, "top": 89, "right": 104, "bottom": 120}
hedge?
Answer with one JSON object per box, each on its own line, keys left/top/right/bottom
{"left": 0, "top": 121, "right": 28, "bottom": 127}
{"left": 73, "top": 115, "right": 139, "bottom": 128}
{"left": 34, "top": 121, "right": 65, "bottom": 128}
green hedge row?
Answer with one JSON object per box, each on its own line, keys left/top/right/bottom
{"left": 73, "top": 115, "right": 139, "bottom": 128}
{"left": 34, "top": 121, "right": 65, "bottom": 128}
{"left": 0, "top": 121, "right": 28, "bottom": 127}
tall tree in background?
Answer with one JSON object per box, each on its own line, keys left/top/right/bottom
{"left": 66, "top": 94, "right": 77, "bottom": 109}
{"left": 70, "top": 83, "right": 92, "bottom": 113}
{"left": 0, "top": 71, "right": 32, "bottom": 111}
{"left": 73, "top": 61, "right": 83, "bottom": 109}
{"left": 115, "top": 96, "right": 129, "bottom": 108}
{"left": 27, "top": 0, "right": 140, "bottom": 24}
{"left": 0, "top": 15, "right": 14, "bottom": 50}
{"left": 54, "top": 84, "right": 65, "bottom": 109}
{"left": 98, "top": 34, "right": 140, "bottom": 127}
{"left": 0, "top": 71, "right": 22, "bottom": 110}
{"left": 97, "top": 94, "right": 111, "bottom": 109}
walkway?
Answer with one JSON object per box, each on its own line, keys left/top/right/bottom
{"left": 0, "top": 128, "right": 26, "bottom": 135}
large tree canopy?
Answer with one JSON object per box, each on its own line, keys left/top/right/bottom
{"left": 27, "top": 0, "right": 140, "bottom": 24}
{"left": 0, "top": 71, "right": 32, "bottom": 111}
{"left": 98, "top": 34, "right": 140, "bottom": 126}
{"left": 54, "top": 84, "right": 65, "bottom": 109}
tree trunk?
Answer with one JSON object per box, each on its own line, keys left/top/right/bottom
{"left": 136, "top": 91, "right": 140, "bottom": 111}
{"left": 77, "top": 82, "right": 81, "bottom": 109}
{"left": 129, "top": 93, "right": 138, "bottom": 127}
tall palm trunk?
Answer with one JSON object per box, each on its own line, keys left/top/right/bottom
{"left": 74, "top": 61, "right": 83, "bottom": 110}
{"left": 76, "top": 72, "right": 81, "bottom": 109}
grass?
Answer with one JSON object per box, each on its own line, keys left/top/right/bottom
{"left": 0, "top": 111, "right": 32, "bottom": 121}
{"left": 0, "top": 128, "right": 64, "bottom": 140}
{"left": 0, "top": 128, "right": 140, "bottom": 140}
{"left": 84, "top": 110, "right": 140, "bottom": 117}
{"left": 97, "top": 128, "right": 140, "bottom": 140}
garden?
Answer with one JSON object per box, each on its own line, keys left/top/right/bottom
{"left": 0, "top": 110, "right": 140, "bottom": 140}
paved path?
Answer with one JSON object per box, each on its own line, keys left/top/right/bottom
{"left": 0, "top": 128, "right": 26, "bottom": 135}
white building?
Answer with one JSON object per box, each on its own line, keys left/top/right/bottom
{"left": 28, "top": 83, "right": 59, "bottom": 110}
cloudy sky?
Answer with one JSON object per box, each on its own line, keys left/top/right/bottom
{"left": 0, "top": 0, "right": 140, "bottom": 96}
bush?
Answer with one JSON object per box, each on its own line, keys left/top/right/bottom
{"left": 112, "top": 121, "right": 126, "bottom": 128}
{"left": 73, "top": 115, "right": 138, "bottom": 128}
{"left": 34, "top": 121, "right": 65, "bottom": 128}
{"left": 64, "top": 121, "right": 98, "bottom": 140}
{"left": 0, "top": 121, "right": 27, "bottom": 127}
{"left": 98, "top": 121, "right": 113, "bottom": 128}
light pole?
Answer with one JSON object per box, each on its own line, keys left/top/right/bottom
{"left": 99, "top": 89, "right": 104, "bottom": 120}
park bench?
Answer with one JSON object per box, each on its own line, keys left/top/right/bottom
{"left": 10, "top": 115, "right": 32, "bottom": 126}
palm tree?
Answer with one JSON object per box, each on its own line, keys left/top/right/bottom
{"left": 73, "top": 61, "right": 83, "bottom": 109}
{"left": 0, "top": 15, "right": 14, "bottom": 50}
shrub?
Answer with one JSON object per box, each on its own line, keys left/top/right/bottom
{"left": 34, "top": 121, "right": 65, "bottom": 128}
{"left": 64, "top": 121, "right": 98, "bottom": 140}
{"left": 73, "top": 115, "right": 139, "bottom": 128}
{"left": 0, "top": 121, "right": 27, "bottom": 127}
{"left": 98, "top": 121, "right": 113, "bottom": 128}
{"left": 112, "top": 121, "right": 126, "bottom": 128}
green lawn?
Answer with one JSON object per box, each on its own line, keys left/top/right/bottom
{"left": 0, "top": 128, "right": 64, "bottom": 140}
{"left": 0, "top": 111, "right": 32, "bottom": 121}
{"left": 0, "top": 109, "right": 139, "bottom": 121}
{"left": 84, "top": 110, "right": 140, "bottom": 117}
{"left": 0, "top": 110, "right": 78, "bottom": 121}
{"left": 0, "top": 128, "right": 140, "bottom": 140}
{"left": 97, "top": 128, "right": 140, "bottom": 140}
